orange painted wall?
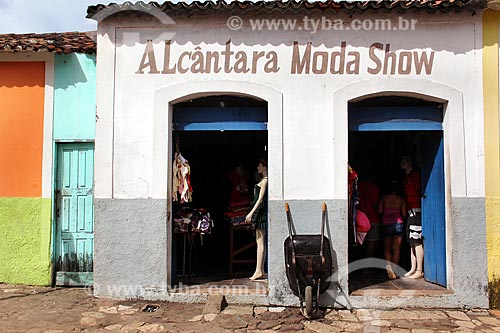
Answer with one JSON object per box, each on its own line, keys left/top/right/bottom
{"left": 0, "top": 62, "right": 45, "bottom": 197}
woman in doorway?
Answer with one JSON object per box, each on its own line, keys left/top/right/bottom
{"left": 245, "top": 158, "right": 268, "bottom": 280}
{"left": 379, "top": 181, "right": 407, "bottom": 280}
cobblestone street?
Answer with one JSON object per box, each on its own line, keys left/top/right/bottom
{"left": 1, "top": 283, "right": 500, "bottom": 333}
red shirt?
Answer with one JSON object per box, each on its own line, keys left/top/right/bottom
{"left": 358, "top": 180, "right": 381, "bottom": 224}
{"left": 403, "top": 169, "right": 421, "bottom": 209}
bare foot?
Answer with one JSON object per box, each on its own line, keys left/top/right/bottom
{"left": 249, "top": 273, "right": 266, "bottom": 281}
{"left": 404, "top": 270, "right": 416, "bottom": 277}
{"left": 386, "top": 265, "right": 398, "bottom": 280}
{"left": 408, "top": 270, "right": 424, "bottom": 279}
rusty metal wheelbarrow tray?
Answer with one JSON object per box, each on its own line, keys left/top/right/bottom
{"left": 283, "top": 202, "right": 333, "bottom": 318}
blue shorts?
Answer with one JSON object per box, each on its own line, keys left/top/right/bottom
{"left": 382, "top": 222, "right": 404, "bottom": 238}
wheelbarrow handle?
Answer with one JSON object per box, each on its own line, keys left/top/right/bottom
{"left": 320, "top": 202, "right": 327, "bottom": 263}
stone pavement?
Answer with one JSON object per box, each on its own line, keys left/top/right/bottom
{"left": 1, "top": 283, "right": 500, "bottom": 333}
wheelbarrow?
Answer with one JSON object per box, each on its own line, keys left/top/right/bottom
{"left": 284, "top": 202, "right": 333, "bottom": 318}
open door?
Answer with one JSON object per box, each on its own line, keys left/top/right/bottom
{"left": 420, "top": 132, "right": 446, "bottom": 286}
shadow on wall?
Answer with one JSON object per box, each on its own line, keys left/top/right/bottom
{"left": 490, "top": 275, "right": 500, "bottom": 309}
{"left": 105, "top": 10, "right": 479, "bottom": 55}
{"left": 55, "top": 53, "right": 91, "bottom": 90}
{"left": 0, "top": 61, "right": 45, "bottom": 88}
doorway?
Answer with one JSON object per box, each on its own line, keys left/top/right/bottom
{"left": 170, "top": 96, "right": 268, "bottom": 294}
{"left": 347, "top": 97, "right": 447, "bottom": 294}
{"left": 54, "top": 143, "right": 95, "bottom": 286}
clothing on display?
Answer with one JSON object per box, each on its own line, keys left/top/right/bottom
{"left": 225, "top": 167, "right": 252, "bottom": 226}
{"left": 355, "top": 210, "right": 371, "bottom": 245}
{"left": 348, "top": 164, "right": 360, "bottom": 245}
{"left": 172, "top": 152, "right": 193, "bottom": 203}
{"left": 225, "top": 199, "right": 251, "bottom": 225}
{"left": 173, "top": 207, "right": 214, "bottom": 236}
{"left": 251, "top": 183, "right": 267, "bottom": 230}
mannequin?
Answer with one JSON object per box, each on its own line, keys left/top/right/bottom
{"left": 400, "top": 156, "right": 424, "bottom": 279}
{"left": 245, "top": 158, "right": 268, "bottom": 281}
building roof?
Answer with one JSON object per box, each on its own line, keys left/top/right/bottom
{"left": 87, "top": 0, "right": 486, "bottom": 19}
{"left": 0, "top": 31, "right": 96, "bottom": 54}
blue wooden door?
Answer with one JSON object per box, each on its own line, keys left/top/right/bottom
{"left": 421, "top": 132, "right": 446, "bottom": 286}
{"left": 55, "top": 143, "right": 94, "bottom": 286}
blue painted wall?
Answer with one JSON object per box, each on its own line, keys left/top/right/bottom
{"left": 53, "top": 54, "right": 96, "bottom": 140}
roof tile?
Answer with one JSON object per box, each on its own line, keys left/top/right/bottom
{"left": 87, "top": 0, "right": 486, "bottom": 19}
{"left": 0, "top": 31, "right": 96, "bottom": 54}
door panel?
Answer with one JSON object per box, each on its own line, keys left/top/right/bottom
{"left": 421, "top": 132, "right": 446, "bottom": 286}
{"left": 55, "top": 143, "right": 94, "bottom": 286}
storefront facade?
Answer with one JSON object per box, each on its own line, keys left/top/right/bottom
{"left": 89, "top": 1, "right": 489, "bottom": 308}
{"left": 0, "top": 33, "right": 96, "bottom": 286}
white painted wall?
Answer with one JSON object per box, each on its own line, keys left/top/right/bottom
{"left": 94, "top": 10, "right": 484, "bottom": 201}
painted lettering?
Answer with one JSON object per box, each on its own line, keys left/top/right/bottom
{"left": 291, "top": 42, "right": 311, "bottom": 74}
{"left": 368, "top": 43, "right": 383, "bottom": 74}
{"left": 367, "top": 43, "right": 434, "bottom": 75}
{"left": 330, "top": 41, "right": 346, "bottom": 74}
{"left": 384, "top": 44, "right": 397, "bottom": 75}
{"left": 292, "top": 41, "right": 360, "bottom": 75}
{"left": 413, "top": 51, "right": 434, "bottom": 75}
{"left": 135, "top": 40, "right": 434, "bottom": 76}
{"left": 234, "top": 51, "right": 250, "bottom": 74}
{"left": 136, "top": 40, "right": 160, "bottom": 74}
{"left": 205, "top": 51, "right": 221, "bottom": 74}
{"left": 191, "top": 47, "right": 204, "bottom": 73}
{"left": 264, "top": 51, "right": 279, "bottom": 73}
{"left": 161, "top": 40, "right": 176, "bottom": 74}
{"left": 222, "top": 39, "right": 234, "bottom": 73}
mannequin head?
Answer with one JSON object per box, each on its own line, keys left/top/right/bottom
{"left": 400, "top": 156, "right": 413, "bottom": 173}
{"left": 257, "top": 158, "right": 268, "bottom": 177}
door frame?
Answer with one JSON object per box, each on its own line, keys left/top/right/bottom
{"left": 151, "top": 80, "right": 284, "bottom": 291}
{"left": 333, "top": 80, "right": 465, "bottom": 294}
{"left": 170, "top": 100, "right": 268, "bottom": 285}
{"left": 347, "top": 102, "right": 447, "bottom": 288}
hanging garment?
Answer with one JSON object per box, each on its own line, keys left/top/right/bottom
{"left": 348, "top": 164, "right": 359, "bottom": 246}
{"left": 355, "top": 210, "right": 371, "bottom": 245}
{"left": 172, "top": 152, "right": 193, "bottom": 203}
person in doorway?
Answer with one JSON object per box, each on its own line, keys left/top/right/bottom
{"left": 400, "top": 156, "right": 424, "bottom": 279}
{"left": 379, "top": 181, "right": 407, "bottom": 280}
{"left": 358, "top": 175, "right": 381, "bottom": 267}
{"left": 227, "top": 164, "right": 250, "bottom": 203}
{"left": 245, "top": 158, "right": 268, "bottom": 281}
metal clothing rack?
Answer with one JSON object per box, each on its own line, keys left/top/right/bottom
{"left": 178, "top": 231, "right": 196, "bottom": 282}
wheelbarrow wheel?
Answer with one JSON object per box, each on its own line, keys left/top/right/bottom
{"left": 305, "top": 286, "right": 313, "bottom": 317}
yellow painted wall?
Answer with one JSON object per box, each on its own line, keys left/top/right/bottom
{"left": 483, "top": 9, "right": 500, "bottom": 309}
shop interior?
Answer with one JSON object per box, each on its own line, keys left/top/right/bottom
{"left": 170, "top": 96, "right": 268, "bottom": 293}
{"left": 347, "top": 96, "right": 448, "bottom": 295}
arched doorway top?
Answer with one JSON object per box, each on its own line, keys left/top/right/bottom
{"left": 334, "top": 78, "right": 462, "bottom": 105}
{"left": 152, "top": 79, "right": 284, "bottom": 200}
{"left": 332, "top": 78, "right": 466, "bottom": 199}
{"left": 153, "top": 80, "right": 283, "bottom": 106}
